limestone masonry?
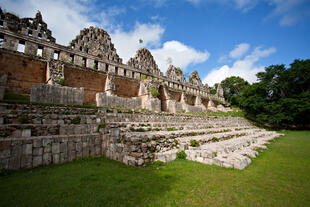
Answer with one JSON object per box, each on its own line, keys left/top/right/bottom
{"left": 0, "top": 10, "right": 282, "bottom": 170}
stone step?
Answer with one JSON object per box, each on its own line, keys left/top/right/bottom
{"left": 176, "top": 128, "right": 264, "bottom": 149}
{"left": 124, "top": 126, "right": 256, "bottom": 140}
{"left": 155, "top": 131, "right": 282, "bottom": 169}
{"left": 186, "top": 132, "right": 281, "bottom": 169}
{"left": 0, "top": 113, "right": 104, "bottom": 125}
{"left": 0, "top": 124, "right": 99, "bottom": 138}
{"left": 106, "top": 121, "right": 253, "bottom": 131}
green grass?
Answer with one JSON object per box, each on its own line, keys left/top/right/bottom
{"left": 1, "top": 131, "right": 310, "bottom": 207}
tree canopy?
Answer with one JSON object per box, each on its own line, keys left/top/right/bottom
{"left": 237, "top": 59, "right": 310, "bottom": 129}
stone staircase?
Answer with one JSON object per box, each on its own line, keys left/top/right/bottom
{"left": 104, "top": 112, "right": 282, "bottom": 169}
{"left": 0, "top": 103, "right": 103, "bottom": 169}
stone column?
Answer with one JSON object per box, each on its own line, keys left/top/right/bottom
{"left": 104, "top": 74, "right": 115, "bottom": 96}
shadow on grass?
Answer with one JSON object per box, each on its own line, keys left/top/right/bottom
{"left": 0, "top": 157, "right": 177, "bottom": 207}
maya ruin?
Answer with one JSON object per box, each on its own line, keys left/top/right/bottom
{"left": 0, "top": 10, "right": 282, "bottom": 170}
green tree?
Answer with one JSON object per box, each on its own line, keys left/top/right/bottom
{"left": 238, "top": 59, "right": 310, "bottom": 129}
{"left": 220, "top": 76, "right": 249, "bottom": 105}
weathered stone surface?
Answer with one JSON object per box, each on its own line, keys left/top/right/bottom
{"left": 127, "top": 48, "right": 162, "bottom": 76}
{"left": 189, "top": 70, "right": 203, "bottom": 88}
{"left": 165, "top": 65, "right": 186, "bottom": 83}
{"left": 0, "top": 74, "right": 8, "bottom": 100}
{"left": 30, "top": 84, "right": 84, "bottom": 105}
{"left": 70, "top": 26, "right": 122, "bottom": 63}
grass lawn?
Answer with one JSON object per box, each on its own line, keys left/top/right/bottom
{"left": 1, "top": 131, "right": 310, "bottom": 207}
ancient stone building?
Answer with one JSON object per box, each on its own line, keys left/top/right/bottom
{"left": 127, "top": 48, "right": 162, "bottom": 76}
{"left": 0, "top": 10, "right": 281, "bottom": 171}
{"left": 166, "top": 65, "right": 186, "bottom": 83}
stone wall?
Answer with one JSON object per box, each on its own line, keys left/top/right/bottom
{"left": 114, "top": 77, "right": 140, "bottom": 98}
{"left": 64, "top": 66, "right": 106, "bottom": 104}
{"left": 0, "top": 51, "right": 47, "bottom": 94}
{"left": 30, "top": 84, "right": 84, "bottom": 105}
{"left": 96, "top": 92, "right": 142, "bottom": 110}
{"left": 0, "top": 134, "right": 101, "bottom": 169}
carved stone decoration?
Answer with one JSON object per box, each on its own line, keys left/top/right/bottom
{"left": 189, "top": 70, "right": 203, "bottom": 88}
{"left": 216, "top": 83, "right": 224, "bottom": 98}
{"left": 204, "top": 83, "right": 210, "bottom": 93}
{"left": 47, "top": 60, "right": 64, "bottom": 85}
{"left": 105, "top": 74, "right": 116, "bottom": 96}
{"left": 0, "top": 9, "right": 56, "bottom": 42}
{"left": 127, "top": 48, "right": 162, "bottom": 76}
{"left": 180, "top": 92, "right": 187, "bottom": 103}
{"left": 165, "top": 65, "right": 186, "bottom": 83}
{"left": 70, "top": 26, "right": 122, "bottom": 63}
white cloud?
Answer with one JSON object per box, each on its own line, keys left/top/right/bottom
{"left": 229, "top": 43, "right": 250, "bottom": 59}
{"left": 151, "top": 41, "right": 210, "bottom": 72}
{"left": 203, "top": 46, "right": 276, "bottom": 86}
{"left": 111, "top": 22, "right": 164, "bottom": 63}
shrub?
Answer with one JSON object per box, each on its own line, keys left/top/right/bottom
{"left": 167, "top": 127, "right": 176, "bottom": 131}
{"left": 153, "top": 160, "right": 164, "bottom": 167}
{"left": 55, "top": 77, "right": 65, "bottom": 86}
{"left": 190, "top": 140, "right": 199, "bottom": 147}
{"left": 176, "top": 151, "right": 187, "bottom": 159}
{"left": 149, "top": 87, "right": 160, "bottom": 98}
{"left": 98, "top": 122, "right": 106, "bottom": 129}
{"left": 211, "top": 136, "right": 219, "bottom": 142}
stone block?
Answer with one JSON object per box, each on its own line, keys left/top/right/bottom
{"left": 33, "top": 139, "right": 42, "bottom": 148}
{"left": 33, "top": 156, "right": 43, "bottom": 167}
{"left": 60, "top": 142, "right": 67, "bottom": 153}
{"left": 33, "top": 147, "right": 43, "bottom": 156}
{"left": 21, "top": 129, "right": 31, "bottom": 137}
{"left": 53, "top": 153, "right": 60, "bottom": 164}
{"left": 23, "top": 143, "right": 32, "bottom": 155}
{"left": 52, "top": 143, "right": 60, "bottom": 154}
{"left": 60, "top": 152, "right": 67, "bottom": 163}
{"left": 43, "top": 138, "right": 52, "bottom": 147}
{"left": 43, "top": 153, "right": 52, "bottom": 165}
{"left": 21, "top": 155, "right": 32, "bottom": 168}
{"left": 82, "top": 142, "right": 89, "bottom": 156}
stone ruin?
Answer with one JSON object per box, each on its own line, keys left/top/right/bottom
{"left": 166, "top": 65, "right": 186, "bottom": 83}
{"left": 70, "top": 26, "right": 122, "bottom": 63}
{"left": 0, "top": 10, "right": 282, "bottom": 171}
{"left": 127, "top": 48, "right": 162, "bottom": 76}
{"left": 189, "top": 70, "right": 204, "bottom": 88}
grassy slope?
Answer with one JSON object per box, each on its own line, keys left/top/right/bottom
{"left": 0, "top": 131, "right": 310, "bottom": 207}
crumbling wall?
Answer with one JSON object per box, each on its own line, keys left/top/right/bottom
{"left": 0, "top": 51, "right": 46, "bottom": 94}
{"left": 127, "top": 48, "right": 162, "bottom": 76}
{"left": 70, "top": 26, "right": 121, "bottom": 63}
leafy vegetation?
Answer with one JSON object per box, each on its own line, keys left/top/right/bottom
{"left": 55, "top": 77, "right": 65, "bottom": 86}
{"left": 176, "top": 150, "right": 187, "bottom": 159}
{"left": 149, "top": 87, "right": 160, "bottom": 98}
{"left": 190, "top": 139, "right": 200, "bottom": 147}
{"left": 220, "top": 76, "right": 249, "bottom": 105}
{"left": 237, "top": 59, "right": 310, "bottom": 129}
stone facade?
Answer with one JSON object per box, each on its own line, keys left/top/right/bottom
{"left": 189, "top": 70, "right": 203, "bottom": 88}
{"left": 166, "top": 65, "right": 186, "bottom": 83}
{"left": 30, "top": 84, "right": 84, "bottom": 105}
{"left": 127, "top": 48, "right": 162, "bottom": 76}
{"left": 70, "top": 26, "right": 122, "bottom": 63}
{"left": 0, "top": 9, "right": 55, "bottom": 43}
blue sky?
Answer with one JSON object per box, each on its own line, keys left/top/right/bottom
{"left": 1, "top": 0, "right": 310, "bottom": 85}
